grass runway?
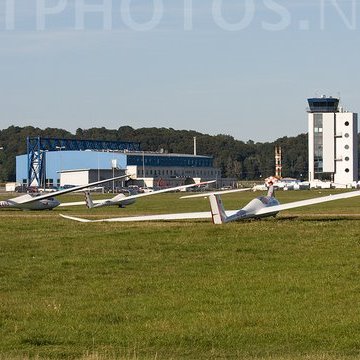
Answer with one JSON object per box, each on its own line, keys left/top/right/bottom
{"left": 1, "top": 190, "right": 360, "bottom": 359}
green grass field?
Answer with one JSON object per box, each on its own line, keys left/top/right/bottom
{"left": 1, "top": 190, "right": 360, "bottom": 359}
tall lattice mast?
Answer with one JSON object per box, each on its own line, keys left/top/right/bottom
{"left": 275, "top": 145, "right": 282, "bottom": 178}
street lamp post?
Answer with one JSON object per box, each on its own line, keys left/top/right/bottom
{"left": 111, "top": 159, "right": 117, "bottom": 194}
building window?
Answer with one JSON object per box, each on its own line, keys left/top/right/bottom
{"left": 344, "top": 133, "right": 350, "bottom": 138}
{"left": 345, "top": 157, "right": 350, "bottom": 161}
{"left": 314, "top": 114, "right": 323, "bottom": 133}
{"left": 345, "top": 168, "right": 350, "bottom": 173}
{"left": 314, "top": 114, "right": 323, "bottom": 173}
{"left": 345, "top": 145, "right": 350, "bottom": 150}
{"left": 345, "top": 121, "right": 349, "bottom": 126}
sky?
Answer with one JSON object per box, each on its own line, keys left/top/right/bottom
{"left": 0, "top": 0, "right": 359, "bottom": 142}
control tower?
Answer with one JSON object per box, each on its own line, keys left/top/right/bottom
{"left": 307, "top": 96, "right": 358, "bottom": 184}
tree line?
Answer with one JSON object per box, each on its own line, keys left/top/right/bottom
{"left": 1, "top": 125, "right": 356, "bottom": 182}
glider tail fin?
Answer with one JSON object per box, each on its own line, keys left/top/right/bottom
{"left": 267, "top": 184, "right": 275, "bottom": 197}
{"left": 84, "top": 191, "right": 94, "bottom": 209}
{"left": 209, "top": 194, "right": 228, "bottom": 224}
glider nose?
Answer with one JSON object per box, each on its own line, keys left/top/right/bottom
{"left": 52, "top": 199, "right": 61, "bottom": 208}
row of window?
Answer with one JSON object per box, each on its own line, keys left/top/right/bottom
{"left": 343, "top": 121, "right": 351, "bottom": 174}
{"left": 128, "top": 155, "right": 213, "bottom": 168}
{"left": 343, "top": 122, "right": 351, "bottom": 173}
{"left": 137, "top": 168, "right": 219, "bottom": 177}
{"left": 313, "top": 116, "right": 324, "bottom": 173}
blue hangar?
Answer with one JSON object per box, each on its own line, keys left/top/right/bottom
{"left": 16, "top": 137, "right": 221, "bottom": 188}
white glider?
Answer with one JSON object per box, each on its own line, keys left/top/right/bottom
{"left": 59, "top": 180, "right": 216, "bottom": 209}
{"left": 60, "top": 186, "right": 360, "bottom": 223}
{"left": 0, "top": 175, "right": 128, "bottom": 210}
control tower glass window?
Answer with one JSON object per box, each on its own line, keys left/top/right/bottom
{"left": 314, "top": 114, "right": 323, "bottom": 173}
{"left": 307, "top": 97, "right": 339, "bottom": 113}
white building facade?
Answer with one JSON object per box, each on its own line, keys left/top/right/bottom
{"left": 308, "top": 97, "right": 358, "bottom": 185}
